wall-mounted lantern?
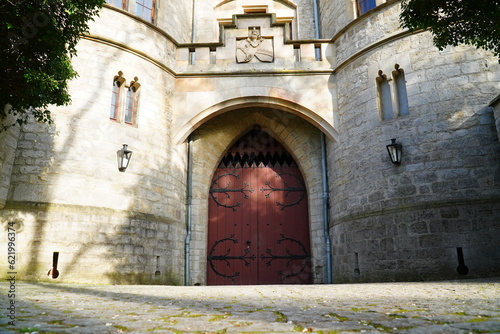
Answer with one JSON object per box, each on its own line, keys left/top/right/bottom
{"left": 386, "top": 138, "right": 402, "bottom": 164}
{"left": 117, "top": 144, "right": 133, "bottom": 172}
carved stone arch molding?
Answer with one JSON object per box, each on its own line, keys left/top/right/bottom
{"left": 186, "top": 107, "right": 328, "bottom": 285}
{"left": 174, "top": 96, "right": 339, "bottom": 145}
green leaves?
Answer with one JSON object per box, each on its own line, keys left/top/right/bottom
{"left": 0, "top": 0, "right": 105, "bottom": 130}
{"left": 400, "top": 0, "right": 500, "bottom": 57}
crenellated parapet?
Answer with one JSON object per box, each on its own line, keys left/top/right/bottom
{"left": 175, "top": 13, "right": 334, "bottom": 73}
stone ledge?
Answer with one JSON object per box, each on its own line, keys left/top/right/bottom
{"left": 332, "top": 196, "right": 500, "bottom": 225}
{"left": 1, "top": 201, "right": 181, "bottom": 225}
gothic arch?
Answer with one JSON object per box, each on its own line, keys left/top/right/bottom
{"left": 186, "top": 107, "right": 329, "bottom": 284}
{"left": 174, "top": 96, "right": 339, "bottom": 145}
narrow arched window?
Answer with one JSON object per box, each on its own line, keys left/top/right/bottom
{"left": 376, "top": 70, "right": 394, "bottom": 120}
{"left": 392, "top": 64, "right": 409, "bottom": 116}
{"left": 124, "top": 77, "right": 140, "bottom": 125}
{"left": 110, "top": 71, "right": 125, "bottom": 121}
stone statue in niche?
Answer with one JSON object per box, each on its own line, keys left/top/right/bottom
{"left": 236, "top": 27, "right": 274, "bottom": 63}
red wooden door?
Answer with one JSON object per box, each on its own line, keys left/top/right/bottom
{"left": 207, "top": 129, "right": 312, "bottom": 285}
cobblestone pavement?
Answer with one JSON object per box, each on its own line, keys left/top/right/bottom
{"left": 1, "top": 278, "right": 499, "bottom": 334}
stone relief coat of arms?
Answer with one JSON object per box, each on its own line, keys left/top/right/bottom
{"left": 236, "top": 27, "right": 274, "bottom": 63}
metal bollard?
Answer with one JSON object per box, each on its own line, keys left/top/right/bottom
{"left": 47, "top": 252, "right": 59, "bottom": 279}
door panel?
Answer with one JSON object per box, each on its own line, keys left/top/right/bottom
{"left": 207, "top": 167, "right": 257, "bottom": 285}
{"left": 207, "top": 129, "right": 312, "bottom": 285}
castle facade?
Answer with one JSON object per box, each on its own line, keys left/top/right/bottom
{"left": 1, "top": 0, "right": 499, "bottom": 284}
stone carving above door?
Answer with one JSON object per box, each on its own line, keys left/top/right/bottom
{"left": 236, "top": 26, "right": 274, "bottom": 63}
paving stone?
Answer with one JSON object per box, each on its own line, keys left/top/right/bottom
{"left": 0, "top": 278, "right": 498, "bottom": 333}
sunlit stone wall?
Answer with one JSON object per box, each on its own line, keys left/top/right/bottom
{"left": 0, "top": 7, "right": 187, "bottom": 284}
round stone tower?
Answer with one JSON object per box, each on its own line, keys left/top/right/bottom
{"left": 319, "top": 0, "right": 500, "bottom": 282}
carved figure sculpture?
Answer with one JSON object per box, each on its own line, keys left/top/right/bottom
{"left": 236, "top": 27, "right": 274, "bottom": 63}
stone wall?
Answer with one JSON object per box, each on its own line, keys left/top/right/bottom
{"left": 491, "top": 95, "right": 500, "bottom": 142}
{"left": 0, "top": 112, "right": 20, "bottom": 209}
{"left": 0, "top": 7, "right": 188, "bottom": 283}
{"left": 0, "top": 203, "right": 185, "bottom": 284}
{"left": 194, "top": 0, "right": 316, "bottom": 42}
{"left": 295, "top": 0, "right": 316, "bottom": 39}
{"left": 319, "top": 0, "right": 399, "bottom": 39}
{"left": 102, "top": 2, "right": 193, "bottom": 44}
{"left": 328, "top": 3, "right": 500, "bottom": 282}
{"left": 331, "top": 203, "right": 500, "bottom": 282}
{"left": 173, "top": 13, "right": 338, "bottom": 145}
{"left": 5, "top": 36, "right": 184, "bottom": 216}
{"left": 318, "top": 0, "right": 352, "bottom": 38}
{"left": 157, "top": 0, "right": 193, "bottom": 43}
{"left": 89, "top": 8, "right": 178, "bottom": 71}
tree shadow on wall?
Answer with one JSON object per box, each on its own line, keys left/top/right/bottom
{"left": 0, "top": 28, "right": 185, "bottom": 284}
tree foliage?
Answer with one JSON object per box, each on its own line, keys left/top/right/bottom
{"left": 0, "top": 0, "right": 105, "bottom": 130}
{"left": 400, "top": 0, "right": 500, "bottom": 57}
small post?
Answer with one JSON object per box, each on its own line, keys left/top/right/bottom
{"left": 47, "top": 252, "right": 59, "bottom": 279}
{"left": 456, "top": 247, "right": 469, "bottom": 275}
{"left": 353, "top": 253, "right": 360, "bottom": 278}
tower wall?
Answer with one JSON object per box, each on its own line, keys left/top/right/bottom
{"left": 0, "top": 7, "right": 187, "bottom": 284}
{"left": 157, "top": 0, "right": 193, "bottom": 43}
{"left": 328, "top": 2, "right": 500, "bottom": 282}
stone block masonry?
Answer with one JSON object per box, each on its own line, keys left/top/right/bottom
{"left": 0, "top": 202, "right": 185, "bottom": 284}
{"left": 331, "top": 203, "right": 500, "bottom": 283}
{"left": 329, "top": 28, "right": 500, "bottom": 282}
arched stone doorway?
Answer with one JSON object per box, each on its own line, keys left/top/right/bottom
{"left": 187, "top": 107, "right": 328, "bottom": 285}
{"left": 207, "top": 127, "right": 312, "bottom": 285}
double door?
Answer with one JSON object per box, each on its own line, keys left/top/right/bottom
{"left": 207, "top": 130, "right": 312, "bottom": 285}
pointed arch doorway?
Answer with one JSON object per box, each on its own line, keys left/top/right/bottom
{"left": 207, "top": 127, "right": 312, "bottom": 285}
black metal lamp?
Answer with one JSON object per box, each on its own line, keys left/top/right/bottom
{"left": 386, "top": 138, "right": 402, "bottom": 164}
{"left": 117, "top": 144, "right": 133, "bottom": 172}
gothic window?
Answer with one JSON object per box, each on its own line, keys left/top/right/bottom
{"left": 392, "top": 64, "right": 409, "bottom": 116}
{"left": 110, "top": 71, "right": 125, "bottom": 121}
{"left": 110, "top": 72, "right": 140, "bottom": 126}
{"left": 124, "top": 77, "right": 140, "bottom": 125}
{"left": 376, "top": 65, "right": 410, "bottom": 121}
{"left": 136, "top": 0, "right": 156, "bottom": 23}
{"left": 356, "top": 0, "right": 376, "bottom": 16}
{"left": 106, "top": 0, "right": 126, "bottom": 9}
{"left": 110, "top": 81, "right": 121, "bottom": 120}
{"left": 376, "top": 70, "right": 394, "bottom": 120}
